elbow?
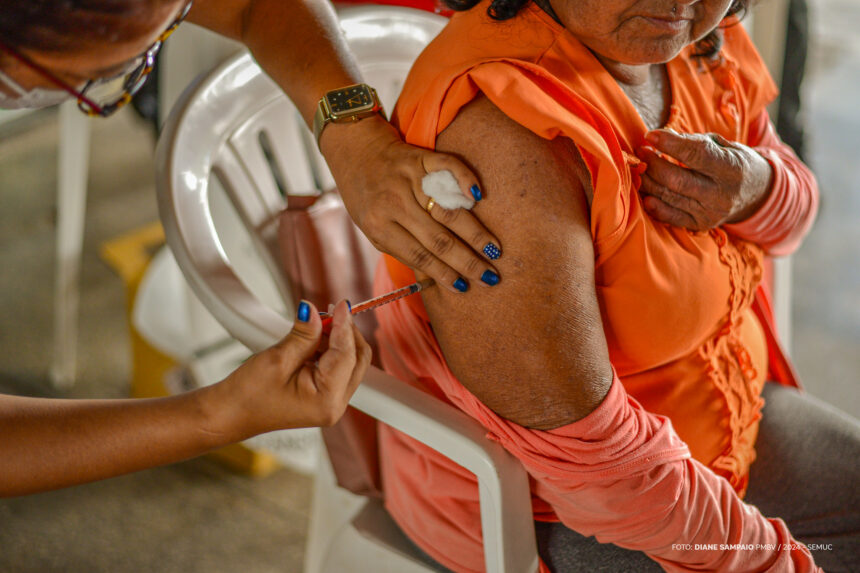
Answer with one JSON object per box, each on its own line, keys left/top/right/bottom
{"left": 490, "top": 366, "right": 615, "bottom": 431}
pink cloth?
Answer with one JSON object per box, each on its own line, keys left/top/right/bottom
{"left": 375, "top": 266, "right": 820, "bottom": 572}
{"left": 724, "top": 112, "right": 819, "bottom": 256}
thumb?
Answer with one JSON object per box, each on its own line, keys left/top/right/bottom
{"left": 709, "top": 133, "right": 737, "bottom": 149}
{"left": 273, "top": 299, "right": 323, "bottom": 366}
{"left": 645, "top": 129, "right": 724, "bottom": 172}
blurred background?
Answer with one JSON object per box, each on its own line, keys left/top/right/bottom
{"left": 0, "top": 0, "right": 857, "bottom": 571}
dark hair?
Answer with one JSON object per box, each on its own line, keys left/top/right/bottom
{"left": 443, "top": 0, "right": 750, "bottom": 60}
{"left": 0, "top": 0, "right": 175, "bottom": 53}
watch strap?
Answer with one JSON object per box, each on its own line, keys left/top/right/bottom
{"left": 313, "top": 101, "right": 328, "bottom": 148}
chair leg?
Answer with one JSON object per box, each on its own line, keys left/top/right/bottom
{"left": 51, "top": 102, "right": 91, "bottom": 388}
{"left": 304, "top": 451, "right": 440, "bottom": 573}
{"left": 304, "top": 452, "right": 367, "bottom": 573}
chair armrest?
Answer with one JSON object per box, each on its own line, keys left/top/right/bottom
{"left": 352, "top": 366, "right": 540, "bottom": 573}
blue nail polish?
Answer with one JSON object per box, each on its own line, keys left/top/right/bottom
{"left": 483, "top": 243, "right": 501, "bottom": 260}
{"left": 346, "top": 300, "right": 352, "bottom": 312}
{"left": 470, "top": 184, "right": 482, "bottom": 202}
{"left": 453, "top": 277, "right": 469, "bottom": 292}
{"left": 481, "top": 270, "right": 500, "bottom": 286}
{"left": 297, "top": 301, "right": 310, "bottom": 322}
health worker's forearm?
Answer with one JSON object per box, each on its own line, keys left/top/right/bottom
{"left": 189, "top": 0, "right": 362, "bottom": 126}
{"left": 0, "top": 390, "right": 225, "bottom": 497}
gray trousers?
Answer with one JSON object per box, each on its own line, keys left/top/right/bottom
{"left": 411, "top": 383, "right": 860, "bottom": 572}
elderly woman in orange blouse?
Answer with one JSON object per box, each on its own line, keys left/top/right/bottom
{"left": 374, "top": 0, "right": 860, "bottom": 571}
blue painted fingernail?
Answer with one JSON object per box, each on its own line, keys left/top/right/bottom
{"left": 297, "top": 301, "right": 310, "bottom": 322}
{"left": 483, "top": 243, "right": 501, "bottom": 260}
{"left": 470, "top": 184, "right": 482, "bottom": 202}
{"left": 346, "top": 300, "right": 352, "bottom": 312}
{"left": 481, "top": 270, "right": 499, "bottom": 286}
{"left": 453, "top": 277, "right": 469, "bottom": 292}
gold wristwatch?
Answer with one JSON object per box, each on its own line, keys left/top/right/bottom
{"left": 313, "top": 83, "right": 385, "bottom": 148}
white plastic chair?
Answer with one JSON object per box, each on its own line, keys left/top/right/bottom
{"left": 0, "top": 104, "right": 94, "bottom": 388}
{"left": 155, "top": 6, "right": 539, "bottom": 573}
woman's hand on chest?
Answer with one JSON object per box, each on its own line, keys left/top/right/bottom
{"left": 636, "top": 129, "right": 774, "bottom": 231}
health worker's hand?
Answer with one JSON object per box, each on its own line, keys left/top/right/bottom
{"left": 204, "top": 300, "right": 371, "bottom": 442}
{"left": 637, "top": 129, "right": 774, "bottom": 231}
{"left": 319, "top": 115, "right": 502, "bottom": 293}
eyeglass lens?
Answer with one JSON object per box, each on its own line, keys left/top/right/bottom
{"left": 80, "top": 53, "right": 151, "bottom": 108}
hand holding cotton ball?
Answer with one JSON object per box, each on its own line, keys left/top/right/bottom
{"left": 421, "top": 170, "right": 475, "bottom": 210}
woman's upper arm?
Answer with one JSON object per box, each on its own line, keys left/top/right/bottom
{"left": 423, "top": 96, "right": 612, "bottom": 429}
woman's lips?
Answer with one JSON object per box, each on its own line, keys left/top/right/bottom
{"left": 642, "top": 16, "right": 691, "bottom": 32}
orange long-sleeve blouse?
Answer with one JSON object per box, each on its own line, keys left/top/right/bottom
{"left": 374, "top": 3, "right": 817, "bottom": 571}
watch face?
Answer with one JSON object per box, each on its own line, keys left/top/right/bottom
{"left": 326, "top": 85, "right": 374, "bottom": 116}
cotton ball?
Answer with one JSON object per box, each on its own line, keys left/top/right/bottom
{"left": 421, "top": 170, "right": 475, "bottom": 210}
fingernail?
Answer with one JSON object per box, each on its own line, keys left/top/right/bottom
{"left": 481, "top": 270, "right": 499, "bottom": 286}
{"left": 297, "top": 301, "right": 310, "bottom": 322}
{"left": 645, "top": 131, "right": 658, "bottom": 143}
{"left": 483, "top": 242, "right": 501, "bottom": 260}
{"left": 470, "top": 184, "right": 482, "bottom": 202}
{"left": 346, "top": 300, "right": 352, "bottom": 312}
{"left": 453, "top": 277, "right": 469, "bottom": 292}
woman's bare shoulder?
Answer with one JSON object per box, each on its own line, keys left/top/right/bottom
{"left": 423, "top": 94, "right": 612, "bottom": 429}
{"left": 437, "top": 95, "right": 594, "bottom": 206}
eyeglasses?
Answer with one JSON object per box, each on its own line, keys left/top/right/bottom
{"left": 0, "top": 1, "right": 192, "bottom": 118}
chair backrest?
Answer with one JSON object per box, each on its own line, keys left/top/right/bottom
{"left": 157, "top": 8, "right": 541, "bottom": 571}
{"left": 156, "top": 5, "right": 445, "bottom": 353}
{"left": 156, "top": 4, "right": 448, "bottom": 499}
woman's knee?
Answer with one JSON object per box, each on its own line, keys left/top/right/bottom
{"left": 757, "top": 382, "right": 860, "bottom": 457}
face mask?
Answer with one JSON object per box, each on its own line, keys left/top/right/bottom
{"left": 0, "top": 68, "right": 73, "bottom": 110}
